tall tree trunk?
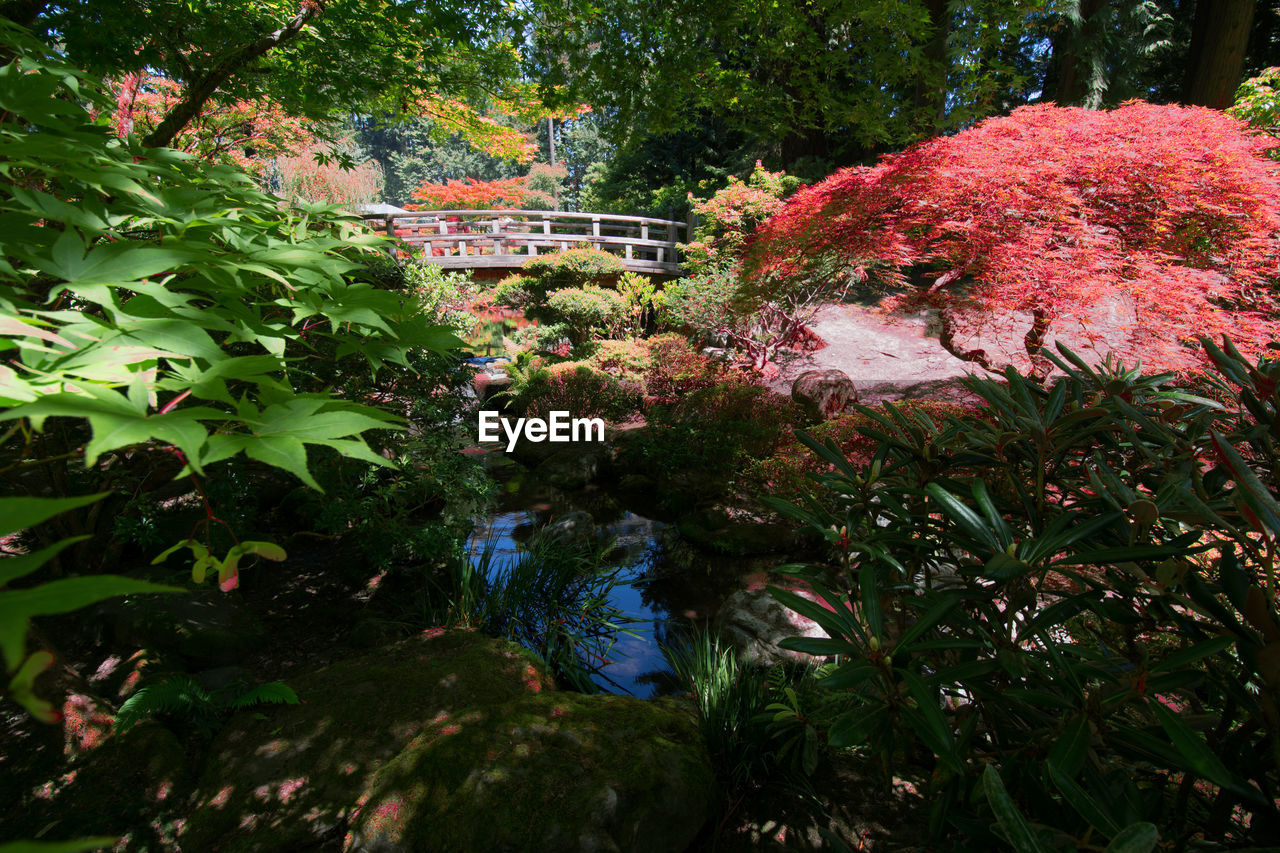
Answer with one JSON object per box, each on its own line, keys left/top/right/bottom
{"left": 1183, "top": 0, "right": 1257, "bottom": 109}
{"left": 1023, "top": 309, "right": 1053, "bottom": 380}
{"left": 912, "top": 0, "right": 951, "bottom": 133}
{"left": 1047, "top": 0, "right": 1106, "bottom": 106}
{"left": 142, "top": 3, "right": 323, "bottom": 149}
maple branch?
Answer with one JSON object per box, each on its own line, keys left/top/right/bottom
{"left": 928, "top": 266, "right": 966, "bottom": 293}
{"left": 935, "top": 308, "right": 1000, "bottom": 375}
{"left": 142, "top": 2, "right": 324, "bottom": 150}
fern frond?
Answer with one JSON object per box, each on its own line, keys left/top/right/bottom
{"left": 114, "top": 676, "right": 210, "bottom": 734}
{"left": 227, "top": 681, "right": 300, "bottom": 709}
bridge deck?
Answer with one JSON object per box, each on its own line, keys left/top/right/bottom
{"left": 365, "top": 209, "right": 690, "bottom": 276}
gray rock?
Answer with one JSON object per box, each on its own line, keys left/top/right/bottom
{"left": 543, "top": 508, "right": 597, "bottom": 542}
{"left": 717, "top": 586, "right": 833, "bottom": 667}
{"left": 792, "top": 369, "right": 858, "bottom": 421}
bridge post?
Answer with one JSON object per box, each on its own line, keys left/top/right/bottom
{"left": 382, "top": 215, "right": 397, "bottom": 257}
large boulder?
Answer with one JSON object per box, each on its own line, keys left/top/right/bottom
{"left": 347, "top": 694, "right": 713, "bottom": 852}
{"left": 180, "top": 630, "right": 713, "bottom": 853}
{"left": 717, "top": 584, "right": 832, "bottom": 667}
{"left": 179, "top": 630, "right": 553, "bottom": 851}
{"left": 791, "top": 369, "right": 858, "bottom": 421}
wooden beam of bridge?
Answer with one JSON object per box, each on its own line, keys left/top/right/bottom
{"left": 365, "top": 209, "right": 691, "bottom": 276}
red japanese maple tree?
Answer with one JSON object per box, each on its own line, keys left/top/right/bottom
{"left": 747, "top": 102, "right": 1280, "bottom": 375}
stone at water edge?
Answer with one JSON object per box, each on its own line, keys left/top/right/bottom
{"left": 791, "top": 369, "right": 858, "bottom": 421}
{"left": 475, "top": 373, "right": 512, "bottom": 404}
{"left": 543, "top": 508, "right": 597, "bottom": 541}
{"left": 717, "top": 586, "right": 832, "bottom": 667}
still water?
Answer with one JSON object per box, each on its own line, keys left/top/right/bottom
{"left": 466, "top": 451, "right": 767, "bottom": 697}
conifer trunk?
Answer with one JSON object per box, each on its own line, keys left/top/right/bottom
{"left": 1184, "top": 0, "right": 1256, "bottom": 109}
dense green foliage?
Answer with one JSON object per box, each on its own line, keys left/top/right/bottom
{"left": 768, "top": 341, "right": 1280, "bottom": 847}
{"left": 0, "top": 25, "right": 460, "bottom": 721}
{"left": 663, "top": 163, "right": 817, "bottom": 368}
{"left": 15, "top": 0, "right": 533, "bottom": 148}
{"left": 0, "top": 28, "right": 460, "bottom": 493}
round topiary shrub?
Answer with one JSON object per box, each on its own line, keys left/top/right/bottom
{"left": 523, "top": 363, "right": 642, "bottom": 422}
{"left": 544, "top": 286, "right": 627, "bottom": 344}
{"left": 521, "top": 247, "right": 625, "bottom": 293}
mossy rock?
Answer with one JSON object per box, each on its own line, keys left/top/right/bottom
{"left": 9, "top": 722, "right": 193, "bottom": 847}
{"left": 347, "top": 694, "right": 713, "bottom": 853}
{"left": 179, "top": 630, "right": 553, "bottom": 851}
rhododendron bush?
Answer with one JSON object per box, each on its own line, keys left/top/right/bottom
{"left": 748, "top": 102, "right": 1280, "bottom": 375}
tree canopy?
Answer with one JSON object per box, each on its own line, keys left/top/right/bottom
{"left": 747, "top": 101, "right": 1280, "bottom": 375}
{"left": 8, "top": 0, "right": 544, "bottom": 152}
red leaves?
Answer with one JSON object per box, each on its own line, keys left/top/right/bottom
{"left": 410, "top": 176, "right": 550, "bottom": 210}
{"left": 749, "top": 102, "right": 1280, "bottom": 374}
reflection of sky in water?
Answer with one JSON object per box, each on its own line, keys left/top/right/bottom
{"left": 469, "top": 509, "right": 676, "bottom": 698}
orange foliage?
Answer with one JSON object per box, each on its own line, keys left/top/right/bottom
{"left": 108, "top": 73, "right": 312, "bottom": 177}
{"left": 410, "top": 174, "right": 555, "bottom": 210}
{"left": 749, "top": 102, "right": 1280, "bottom": 374}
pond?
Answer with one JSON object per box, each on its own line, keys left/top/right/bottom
{"left": 469, "top": 450, "right": 777, "bottom": 697}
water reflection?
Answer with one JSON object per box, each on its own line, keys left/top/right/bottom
{"left": 469, "top": 450, "right": 783, "bottom": 698}
{"left": 468, "top": 505, "right": 678, "bottom": 698}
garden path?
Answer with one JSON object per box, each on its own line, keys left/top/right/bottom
{"left": 769, "top": 303, "right": 980, "bottom": 404}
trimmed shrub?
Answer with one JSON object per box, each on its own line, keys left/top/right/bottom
{"left": 544, "top": 285, "right": 628, "bottom": 344}
{"left": 743, "top": 400, "right": 978, "bottom": 500}
{"left": 628, "top": 378, "right": 804, "bottom": 503}
{"left": 523, "top": 363, "right": 642, "bottom": 422}
{"left": 492, "top": 274, "right": 534, "bottom": 309}
{"left": 521, "top": 247, "right": 625, "bottom": 293}
{"left": 644, "top": 333, "right": 724, "bottom": 405}
{"left": 587, "top": 339, "right": 652, "bottom": 384}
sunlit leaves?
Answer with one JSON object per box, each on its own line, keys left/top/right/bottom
{"left": 0, "top": 35, "right": 461, "bottom": 488}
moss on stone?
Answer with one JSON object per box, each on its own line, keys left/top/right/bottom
{"left": 12, "top": 722, "right": 194, "bottom": 848}
{"left": 348, "top": 692, "right": 713, "bottom": 852}
{"left": 179, "top": 630, "right": 553, "bottom": 851}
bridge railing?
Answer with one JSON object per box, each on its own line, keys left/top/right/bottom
{"left": 365, "top": 209, "right": 691, "bottom": 275}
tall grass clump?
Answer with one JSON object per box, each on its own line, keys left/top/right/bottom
{"left": 662, "top": 628, "right": 774, "bottom": 792}
{"left": 439, "top": 531, "right": 634, "bottom": 692}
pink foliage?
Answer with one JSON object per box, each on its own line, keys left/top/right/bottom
{"left": 750, "top": 102, "right": 1280, "bottom": 374}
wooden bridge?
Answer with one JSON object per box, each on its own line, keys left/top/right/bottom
{"left": 364, "top": 209, "right": 692, "bottom": 276}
